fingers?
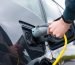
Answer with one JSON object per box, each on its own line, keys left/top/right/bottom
{"left": 48, "top": 26, "right": 63, "bottom": 38}
{"left": 52, "top": 30, "right": 63, "bottom": 38}
{"left": 48, "top": 22, "right": 63, "bottom": 38}
{"left": 48, "top": 22, "right": 56, "bottom": 35}
{"left": 48, "top": 18, "right": 71, "bottom": 38}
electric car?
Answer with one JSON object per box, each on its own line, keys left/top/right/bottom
{"left": 0, "top": 0, "right": 75, "bottom": 65}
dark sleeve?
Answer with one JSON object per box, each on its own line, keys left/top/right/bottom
{"left": 63, "top": 0, "right": 75, "bottom": 23}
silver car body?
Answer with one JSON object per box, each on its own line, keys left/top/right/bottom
{"left": 0, "top": 0, "right": 75, "bottom": 65}
{"left": 0, "top": 0, "right": 65, "bottom": 43}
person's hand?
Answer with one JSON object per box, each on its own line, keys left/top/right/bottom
{"left": 48, "top": 18, "right": 71, "bottom": 38}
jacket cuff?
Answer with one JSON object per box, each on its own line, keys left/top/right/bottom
{"left": 63, "top": 8, "right": 74, "bottom": 23}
